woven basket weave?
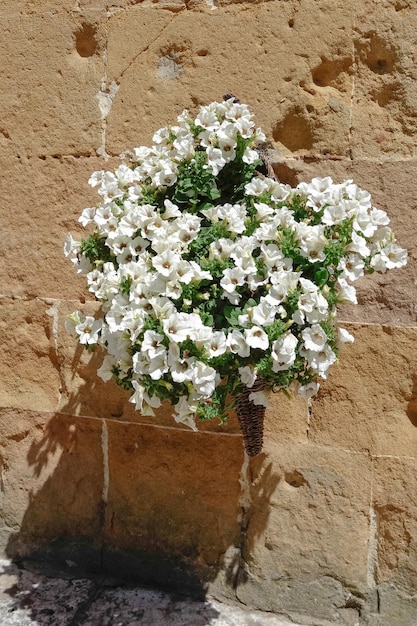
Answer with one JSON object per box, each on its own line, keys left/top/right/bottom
{"left": 236, "top": 379, "right": 267, "bottom": 457}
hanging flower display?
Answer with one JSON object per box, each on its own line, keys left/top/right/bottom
{"left": 65, "top": 98, "right": 407, "bottom": 455}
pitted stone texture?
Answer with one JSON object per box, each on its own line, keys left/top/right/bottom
{"left": 104, "top": 421, "right": 243, "bottom": 574}
{"left": 376, "top": 583, "right": 417, "bottom": 626}
{"left": 235, "top": 443, "right": 372, "bottom": 622}
{"left": 106, "top": 1, "right": 355, "bottom": 157}
{"left": 265, "top": 391, "right": 309, "bottom": 445}
{"left": 352, "top": 0, "right": 417, "bottom": 159}
{"left": 0, "top": 298, "right": 60, "bottom": 413}
{"left": 272, "top": 158, "right": 416, "bottom": 326}
{"left": 0, "top": 411, "right": 103, "bottom": 557}
{"left": 0, "top": 156, "right": 120, "bottom": 301}
{"left": 372, "top": 456, "right": 417, "bottom": 595}
{"left": 0, "top": 11, "right": 104, "bottom": 158}
{"left": 308, "top": 324, "right": 417, "bottom": 456}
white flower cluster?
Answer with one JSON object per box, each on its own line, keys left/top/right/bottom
{"left": 65, "top": 98, "right": 407, "bottom": 430}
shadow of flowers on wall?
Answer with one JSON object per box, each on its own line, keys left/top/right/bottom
{"left": 3, "top": 347, "right": 280, "bottom": 622}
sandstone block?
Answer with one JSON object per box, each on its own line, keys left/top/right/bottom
{"left": 234, "top": 443, "right": 372, "bottom": 620}
{"left": 372, "top": 456, "right": 417, "bottom": 594}
{"left": 376, "top": 583, "right": 417, "bottom": 626}
{"left": 0, "top": 410, "right": 104, "bottom": 557}
{"left": 308, "top": 324, "right": 417, "bottom": 456}
{"left": 264, "top": 392, "right": 309, "bottom": 445}
{"left": 0, "top": 11, "right": 104, "bottom": 158}
{"left": 351, "top": 1, "right": 417, "bottom": 159}
{"left": 0, "top": 156, "right": 120, "bottom": 301}
{"left": 106, "top": 1, "right": 355, "bottom": 157}
{"left": 104, "top": 421, "right": 243, "bottom": 580}
{"left": 0, "top": 298, "right": 61, "bottom": 413}
{"left": 240, "top": 443, "right": 372, "bottom": 591}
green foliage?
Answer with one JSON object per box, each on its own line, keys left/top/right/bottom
{"left": 80, "top": 232, "right": 113, "bottom": 265}
{"left": 187, "top": 221, "right": 233, "bottom": 260}
{"left": 172, "top": 151, "right": 221, "bottom": 209}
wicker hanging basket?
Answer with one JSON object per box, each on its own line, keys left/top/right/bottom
{"left": 236, "top": 379, "right": 267, "bottom": 457}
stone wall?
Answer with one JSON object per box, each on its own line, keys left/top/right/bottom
{"left": 0, "top": 1, "right": 416, "bottom": 624}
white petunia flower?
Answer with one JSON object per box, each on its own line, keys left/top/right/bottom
{"left": 227, "top": 330, "right": 251, "bottom": 357}
{"left": 75, "top": 316, "right": 103, "bottom": 345}
{"left": 245, "top": 177, "right": 269, "bottom": 196}
{"left": 195, "top": 107, "right": 219, "bottom": 131}
{"left": 338, "top": 254, "right": 365, "bottom": 282}
{"left": 239, "top": 366, "right": 257, "bottom": 388}
{"left": 191, "top": 361, "right": 218, "bottom": 398}
{"left": 302, "top": 324, "right": 328, "bottom": 352}
{"left": 242, "top": 147, "right": 259, "bottom": 164}
{"left": 64, "top": 234, "right": 92, "bottom": 274}
{"left": 65, "top": 310, "right": 82, "bottom": 335}
{"left": 337, "top": 277, "right": 358, "bottom": 305}
{"left": 370, "top": 243, "right": 407, "bottom": 272}
{"left": 174, "top": 397, "right": 198, "bottom": 431}
{"left": 209, "top": 238, "right": 236, "bottom": 260}
{"left": 79, "top": 207, "right": 96, "bottom": 227}
{"left": 305, "top": 344, "right": 337, "bottom": 378}
{"left": 129, "top": 379, "right": 162, "bottom": 416}
{"left": 249, "top": 298, "right": 277, "bottom": 327}
{"left": 244, "top": 326, "right": 269, "bottom": 351}
{"left": 249, "top": 388, "right": 271, "bottom": 407}
{"left": 294, "top": 283, "right": 329, "bottom": 325}
{"left": 206, "top": 331, "right": 228, "bottom": 358}
{"left": 97, "top": 355, "right": 117, "bottom": 382}
{"left": 206, "top": 147, "right": 226, "bottom": 175}
{"left": 152, "top": 249, "right": 182, "bottom": 277}
{"left": 271, "top": 333, "right": 298, "bottom": 372}
{"left": 220, "top": 266, "right": 246, "bottom": 294}
{"left": 141, "top": 330, "right": 166, "bottom": 359}
{"left": 298, "top": 381, "right": 320, "bottom": 398}
{"left": 338, "top": 327, "right": 355, "bottom": 344}
{"left": 162, "top": 312, "right": 204, "bottom": 343}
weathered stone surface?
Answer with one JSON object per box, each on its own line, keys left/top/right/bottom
{"left": 104, "top": 421, "right": 243, "bottom": 579}
{"left": 372, "top": 456, "right": 417, "bottom": 594}
{"left": 375, "top": 583, "right": 417, "bottom": 626}
{"left": 235, "top": 443, "right": 372, "bottom": 621}
{"left": 0, "top": 156, "right": 120, "bottom": 301}
{"left": 309, "top": 324, "right": 417, "bottom": 456}
{"left": 0, "top": 298, "right": 60, "bottom": 413}
{"left": 0, "top": 560, "right": 95, "bottom": 626}
{"left": 106, "top": 1, "right": 355, "bottom": 157}
{"left": 352, "top": 0, "right": 417, "bottom": 159}
{"left": 0, "top": 559, "right": 343, "bottom": 626}
{"left": 0, "top": 11, "right": 104, "bottom": 158}
{"left": 264, "top": 392, "right": 309, "bottom": 445}
{"left": 0, "top": 410, "right": 104, "bottom": 557}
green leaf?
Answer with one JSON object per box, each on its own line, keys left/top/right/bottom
{"left": 314, "top": 267, "right": 329, "bottom": 287}
{"left": 223, "top": 305, "right": 243, "bottom": 326}
{"left": 80, "top": 231, "right": 114, "bottom": 265}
